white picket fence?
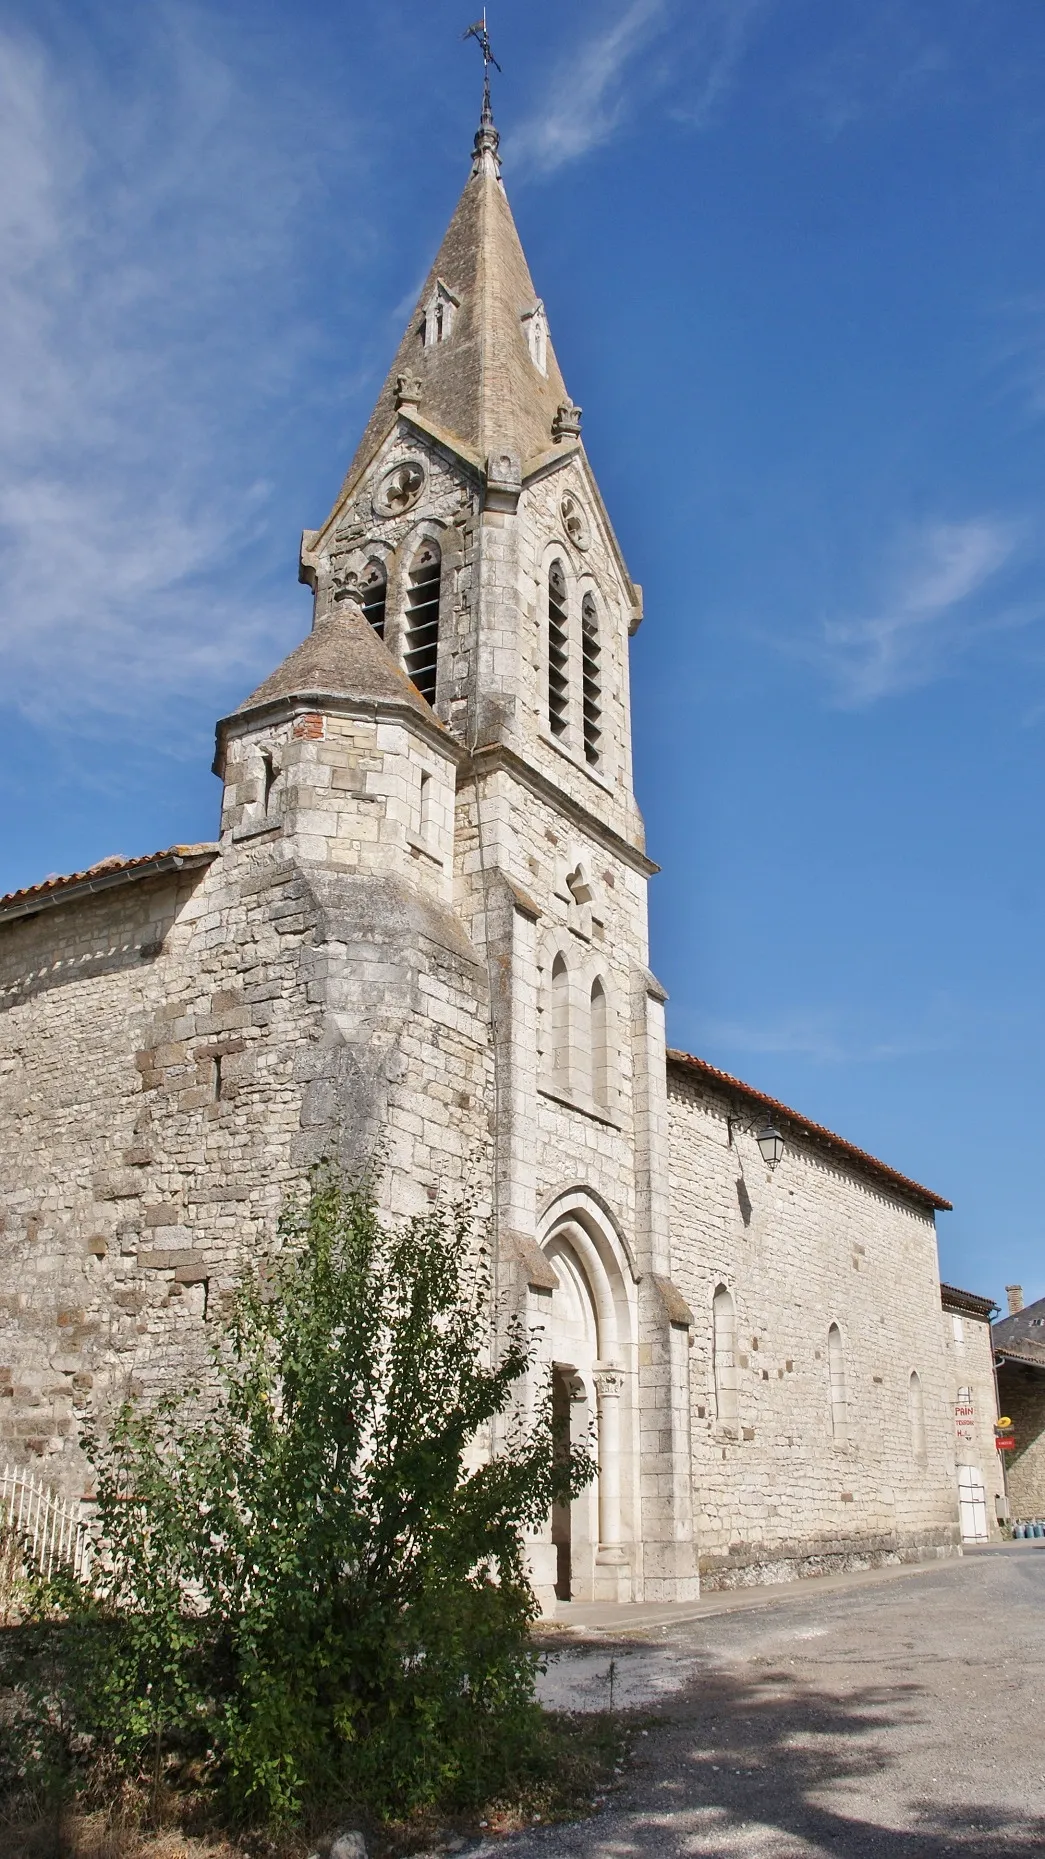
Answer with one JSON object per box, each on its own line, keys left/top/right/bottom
{"left": 0, "top": 1461, "right": 91, "bottom": 1584}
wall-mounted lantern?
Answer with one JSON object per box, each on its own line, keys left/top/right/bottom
{"left": 756, "top": 1123, "right": 785, "bottom": 1171}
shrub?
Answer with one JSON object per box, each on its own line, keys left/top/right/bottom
{"left": 4, "top": 1169, "right": 593, "bottom": 1826}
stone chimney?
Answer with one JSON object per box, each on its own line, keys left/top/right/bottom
{"left": 1006, "top": 1284, "right": 1024, "bottom": 1315}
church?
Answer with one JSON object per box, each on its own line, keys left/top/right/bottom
{"left": 0, "top": 94, "right": 1002, "bottom": 1608}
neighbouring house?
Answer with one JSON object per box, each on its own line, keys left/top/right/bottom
{"left": 994, "top": 1286, "right": 1045, "bottom": 1521}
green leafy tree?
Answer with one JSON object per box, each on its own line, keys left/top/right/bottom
{"left": 7, "top": 1169, "right": 593, "bottom": 1825}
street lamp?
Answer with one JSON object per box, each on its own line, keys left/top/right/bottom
{"left": 756, "top": 1122, "right": 785, "bottom": 1171}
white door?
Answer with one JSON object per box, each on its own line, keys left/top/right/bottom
{"left": 957, "top": 1464, "right": 988, "bottom": 1542}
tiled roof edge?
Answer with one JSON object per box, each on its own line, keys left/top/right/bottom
{"left": 0, "top": 845, "right": 219, "bottom": 923}
{"left": 994, "top": 1342, "right": 1045, "bottom": 1372}
{"left": 940, "top": 1283, "right": 998, "bottom": 1319}
{"left": 665, "top": 1048, "right": 952, "bottom": 1213}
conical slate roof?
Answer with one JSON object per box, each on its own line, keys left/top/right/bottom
{"left": 343, "top": 110, "right": 573, "bottom": 489}
{"left": 236, "top": 603, "right": 432, "bottom": 722}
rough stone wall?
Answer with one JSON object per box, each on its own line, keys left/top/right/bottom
{"left": 0, "top": 762, "right": 492, "bottom": 1496}
{"left": 939, "top": 1304, "right": 1005, "bottom": 1535}
{"left": 666, "top": 1066, "right": 962, "bottom": 1586}
{"left": 996, "top": 1362, "right": 1045, "bottom": 1520}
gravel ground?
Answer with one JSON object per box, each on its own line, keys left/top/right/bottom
{"left": 483, "top": 1544, "right": 1045, "bottom": 1858}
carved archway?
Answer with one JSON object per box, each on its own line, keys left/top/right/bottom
{"left": 532, "top": 1195, "right": 637, "bottom": 1604}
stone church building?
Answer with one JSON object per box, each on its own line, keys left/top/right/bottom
{"left": 0, "top": 100, "right": 1001, "bottom": 1606}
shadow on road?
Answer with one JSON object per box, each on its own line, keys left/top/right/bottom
{"left": 580, "top": 1651, "right": 1042, "bottom": 1857}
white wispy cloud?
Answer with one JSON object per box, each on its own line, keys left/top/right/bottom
{"left": 0, "top": 15, "right": 356, "bottom": 742}
{"left": 818, "top": 517, "right": 1023, "bottom": 705}
{"left": 509, "top": 0, "right": 766, "bottom": 176}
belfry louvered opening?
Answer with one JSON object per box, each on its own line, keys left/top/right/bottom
{"left": 360, "top": 560, "right": 387, "bottom": 638}
{"left": 547, "top": 561, "right": 569, "bottom": 739}
{"left": 405, "top": 542, "right": 441, "bottom": 703}
{"left": 581, "top": 592, "right": 602, "bottom": 765}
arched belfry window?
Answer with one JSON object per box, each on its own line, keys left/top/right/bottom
{"left": 547, "top": 562, "right": 569, "bottom": 740}
{"left": 581, "top": 593, "right": 602, "bottom": 766}
{"left": 828, "top": 1323, "right": 848, "bottom": 1444}
{"left": 360, "top": 560, "right": 387, "bottom": 639}
{"left": 909, "top": 1370, "right": 927, "bottom": 1465}
{"left": 713, "top": 1286, "right": 738, "bottom": 1427}
{"left": 404, "top": 541, "right": 441, "bottom": 704}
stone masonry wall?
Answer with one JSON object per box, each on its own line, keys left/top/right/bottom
{"left": 0, "top": 811, "right": 493, "bottom": 1498}
{"left": 667, "top": 1065, "right": 962, "bottom": 1586}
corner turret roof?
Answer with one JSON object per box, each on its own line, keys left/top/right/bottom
{"left": 234, "top": 603, "right": 433, "bottom": 723}
{"left": 340, "top": 103, "right": 573, "bottom": 493}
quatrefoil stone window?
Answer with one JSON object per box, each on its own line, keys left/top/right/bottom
{"left": 376, "top": 460, "right": 425, "bottom": 517}
{"left": 561, "top": 492, "right": 590, "bottom": 551}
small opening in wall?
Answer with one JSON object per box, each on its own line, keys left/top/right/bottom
{"left": 261, "top": 751, "right": 277, "bottom": 815}
{"left": 419, "top": 771, "right": 433, "bottom": 840}
{"left": 212, "top": 1056, "right": 223, "bottom": 1101}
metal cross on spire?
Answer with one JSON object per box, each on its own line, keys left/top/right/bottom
{"left": 464, "top": 9, "right": 502, "bottom": 175}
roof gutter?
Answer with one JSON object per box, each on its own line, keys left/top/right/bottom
{"left": 0, "top": 847, "right": 218, "bottom": 924}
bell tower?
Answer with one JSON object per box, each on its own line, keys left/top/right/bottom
{"left": 294, "top": 85, "right": 699, "bottom": 1606}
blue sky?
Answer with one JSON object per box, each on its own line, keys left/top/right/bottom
{"left": 1, "top": 0, "right": 1043, "bottom": 1310}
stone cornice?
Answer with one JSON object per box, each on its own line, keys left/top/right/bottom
{"left": 213, "top": 690, "right": 466, "bottom": 775}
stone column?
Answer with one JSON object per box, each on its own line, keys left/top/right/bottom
{"left": 594, "top": 1366, "right": 626, "bottom": 1553}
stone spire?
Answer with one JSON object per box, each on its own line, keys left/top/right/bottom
{"left": 340, "top": 95, "right": 579, "bottom": 490}
{"left": 472, "top": 69, "right": 501, "bottom": 179}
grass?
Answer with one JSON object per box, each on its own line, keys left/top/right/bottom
{"left": 0, "top": 1709, "right": 635, "bottom": 1859}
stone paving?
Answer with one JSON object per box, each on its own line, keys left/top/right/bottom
{"left": 496, "top": 1544, "right": 1045, "bottom": 1857}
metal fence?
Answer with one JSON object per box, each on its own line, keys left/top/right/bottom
{"left": 0, "top": 1461, "right": 91, "bottom": 1597}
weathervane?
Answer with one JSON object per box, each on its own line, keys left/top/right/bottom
{"left": 464, "top": 8, "right": 502, "bottom": 174}
{"left": 463, "top": 10, "right": 502, "bottom": 81}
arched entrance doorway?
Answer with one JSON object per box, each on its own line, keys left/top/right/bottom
{"left": 535, "top": 1195, "right": 637, "bottom": 1605}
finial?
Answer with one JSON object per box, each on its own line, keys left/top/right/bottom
{"left": 463, "top": 10, "right": 502, "bottom": 177}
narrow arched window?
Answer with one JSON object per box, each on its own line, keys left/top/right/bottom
{"left": 713, "top": 1286, "right": 738, "bottom": 1427}
{"left": 360, "top": 560, "right": 387, "bottom": 638}
{"left": 547, "top": 562, "right": 569, "bottom": 739}
{"left": 581, "top": 593, "right": 602, "bottom": 766}
{"left": 405, "top": 541, "right": 441, "bottom": 704}
{"left": 828, "top": 1323, "right": 847, "bottom": 1444}
{"left": 550, "top": 953, "right": 570, "bottom": 1085}
{"left": 591, "top": 976, "right": 611, "bottom": 1109}
{"left": 909, "top": 1371, "right": 927, "bottom": 1465}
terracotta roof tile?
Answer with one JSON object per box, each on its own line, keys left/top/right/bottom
{"left": 940, "top": 1283, "right": 998, "bottom": 1319}
{"left": 0, "top": 845, "right": 217, "bottom": 920}
{"left": 666, "top": 1047, "right": 951, "bottom": 1212}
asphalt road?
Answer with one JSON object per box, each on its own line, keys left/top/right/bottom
{"left": 485, "top": 1545, "right": 1045, "bottom": 1858}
